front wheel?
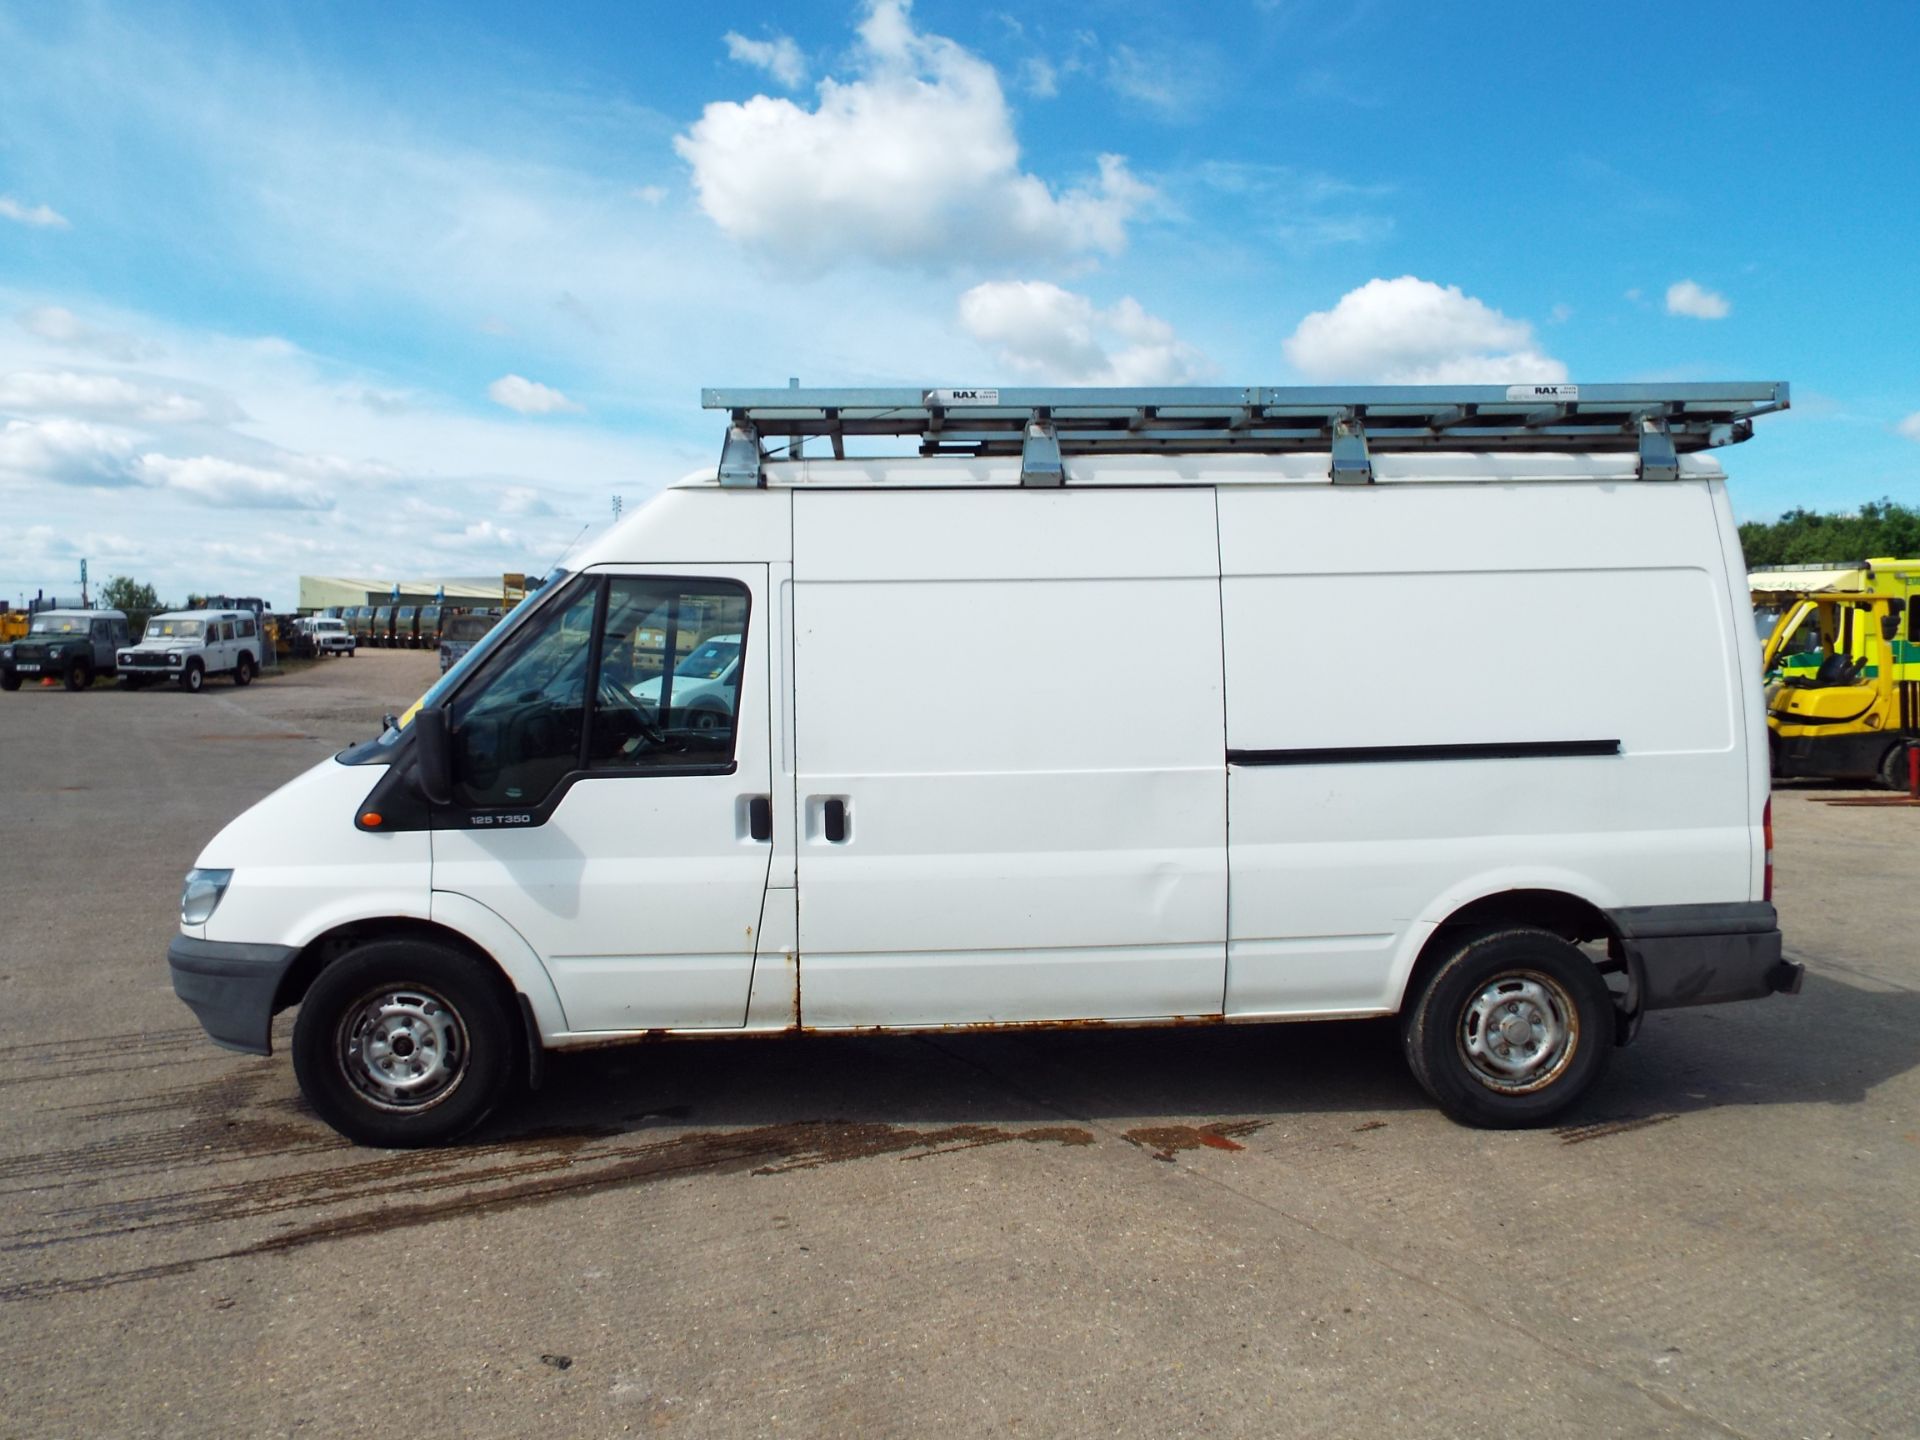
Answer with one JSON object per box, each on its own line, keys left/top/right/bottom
{"left": 1, "top": 670, "right": 19, "bottom": 692}
{"left": 180, "top": 660, "right": 205, "bottom": 693}
{"left": 291, "top": 940, "right": 519, "bottom": 1147}
{"left": 1401, "top": 927, "right": 1614, "bottom": 1128}
{"left": 66, "top": 660, "right": 93, "bottom": 691}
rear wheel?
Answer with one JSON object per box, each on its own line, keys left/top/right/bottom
{"left": 1879, "top": 741, "right": 1914, "bottom": 793}
{"left": 65, "top": 660, "right": 92, "bottom": 691}
{"left": 233, "top": 654, "right": 254, "bottom": 687}
{"left": 1401, "top": 927, "right": 1613, "bottom": 1128}
{"left": 292, "top": 939, "right": 519, "bottom": 1147}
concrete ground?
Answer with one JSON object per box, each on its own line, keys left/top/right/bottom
{"left": 1, "top": 650, "right": 1914, "bottom": 1438}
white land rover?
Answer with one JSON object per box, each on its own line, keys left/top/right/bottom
{"left": 118, "top": 609, "right": 264, "bottom": 692}
{"left": 301, "top": 617, "right": 357, "bottom": 656}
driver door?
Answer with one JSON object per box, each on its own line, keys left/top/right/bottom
{"left": 430, "top": 566, "right": 774, "bottom": 1031}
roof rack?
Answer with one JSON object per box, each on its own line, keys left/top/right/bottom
{"left": 702, "top": 382, "right": 1789, "bottom": 487}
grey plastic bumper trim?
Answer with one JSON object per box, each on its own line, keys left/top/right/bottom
{"left": 168, "top": 935, "right": 301, "bottom": 1056}
{"left": 1606, "top": 902, "right": 1799, "bottom": 1010}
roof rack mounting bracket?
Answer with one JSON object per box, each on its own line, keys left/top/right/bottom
{"left": 718, "top": 416, "right": 764, "bottom": 488}
{"left": 1021, "top": 418, "right": 1064, "bottom": 487}
{"left": 1329, "top": 417, "right": 1373, "bottom": 485}
{"left": 1638, "top": 420, "right": 1680, "bottom": 482}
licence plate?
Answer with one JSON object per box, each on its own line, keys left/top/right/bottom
{"left": 16, "top": 663, "right": 39, "bottom": 672}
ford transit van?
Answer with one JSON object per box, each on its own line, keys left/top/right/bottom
{"left": 167, "top": 383, "right": 1799, "bottom": 1145}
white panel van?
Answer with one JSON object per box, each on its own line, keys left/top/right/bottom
{"left": 167, "top": 384, "right": 1800, "bottom": 1145}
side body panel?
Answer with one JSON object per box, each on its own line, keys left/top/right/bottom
{"left": 1219, "top": 479, "right": 1752, "bottom": 1017}
{"left": 791, "top": 487, "right": 1228, "bottom": 1027}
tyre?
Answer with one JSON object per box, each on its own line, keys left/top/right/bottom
{"left": 1401, "top": 927, "right": 1614, "bottom": 1128}
{"left": 66, "top": 660, "right": 93, "bottom": 691}
{"left": 0, "top": 670, "right": 19, "bottom": 692}
{"left": 1878, "top": 741, "right": 1914, "bottom": 793}
{"left": 291, "top": 939, "right": 519, "bottom": 1147}
{"left": 180, "top": 659, "right": 205, "bottom": 693}
{"left": 233, "top": 653, "right": 254, "bottom": 687}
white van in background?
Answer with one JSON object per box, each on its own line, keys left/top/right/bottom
{"left": 166, "top": 383, "right": 1798, "bottom": 1146}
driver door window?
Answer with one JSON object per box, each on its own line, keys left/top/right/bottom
{"left": 447, "top": 576, "right": 749, "bottom": 811}
{"left": 589, "top": 579, "right": 748, "bottom": 771}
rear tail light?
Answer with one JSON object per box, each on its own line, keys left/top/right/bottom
{"left": 1763, "top": 797, "right": 1774, "bottom": 902}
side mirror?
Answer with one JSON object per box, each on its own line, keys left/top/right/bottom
{"left": 1882, "top": 615, "right": 1901, "bottom": 642}
{"left": 415, "top": 706, "right": 454, "bottom": 806}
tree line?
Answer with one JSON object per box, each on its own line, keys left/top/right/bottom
{"left": 1738, "top": 500, "right": 1920, "bottom": 569}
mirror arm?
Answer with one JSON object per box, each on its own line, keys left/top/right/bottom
{"left": 414, "top": 706, "right": 454, "bottom": 807}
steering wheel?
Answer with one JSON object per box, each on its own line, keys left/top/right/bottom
{"left": 598, "top": 672, "right": 665, "bottom": 746}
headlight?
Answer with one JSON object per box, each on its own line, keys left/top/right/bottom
{"left": 181, "top": 868, "right": 233, "bottom": 925}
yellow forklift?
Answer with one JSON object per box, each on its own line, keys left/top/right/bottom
{"left": 1763, "top": 589, "right": 1917, "bottom": 787}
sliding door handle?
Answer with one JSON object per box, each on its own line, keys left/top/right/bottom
{"left": 748, "top": 796, "right": 772, "bottom": 843}
{"left": 823, "top": 797, "right": 848, "bottom": 844}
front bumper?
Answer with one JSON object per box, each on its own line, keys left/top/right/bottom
{"left": 168, "top": 935, "right": 301, "bottom": 1055}
{"left": 119, "top": 652, "right": 187, "bottom": 674}
{"left": 1609, "top": 902, "right": 1800, "bottom": 1010}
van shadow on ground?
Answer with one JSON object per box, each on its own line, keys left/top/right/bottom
{"left": 476, "top": 968, "right": 1917, "bottom": 1142}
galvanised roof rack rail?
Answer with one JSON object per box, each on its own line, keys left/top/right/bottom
{"left": 702, "top": 381, "right": 1789, "bottom": 487}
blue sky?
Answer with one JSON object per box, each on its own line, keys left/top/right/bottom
{"left": 2, "top": 0, "right": 1916, "bottom": 605}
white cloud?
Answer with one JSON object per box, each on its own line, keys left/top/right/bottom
{"left": 958, "top": 281, "right": 1212, "bottom": 385}
{"left": 0, "top": 195, "right": 68, "bottom": 228}
{"left": 1897, "top": 413, "right": 1920, "bottom": 442}
{"left": 1017, "top": 57, "right": 1057, "bottom": 98}
{"left": 1106, "top": 44, "right": 1189, "bottom": 114}
{"left": 487, "top": 373, "right": 584, "bottom": 415}
{"left": 0, "top": 417, "right": 138, "bottom": 486}
{"left": 631, "top": 184, "right": 667, "bottom": 205}
{"left": 1283, "top": 276, "right": 1567, "bottom": 384}
{"left": 0, "top": 369, "right": 229, "bottom": 424}
{"left": 1666, "top": 279, "right": 1731, "bottom": 320}
{"left": 134, "top": 452, "right": 334, "bottom": 510}
{"left": 675, "top": 0, "right": 1152, "bottom": 271}
{"left": 723, "top": 31, "right": 807, "bottom": 90}
{"left": 17, "top": 305, "right": 157, "bottom": 361}
{"left": 498, "top": 484, "right": 556, "bottom": 517}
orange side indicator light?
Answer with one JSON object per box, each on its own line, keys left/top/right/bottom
{"left": 361, "top": 812, "right": 383, "bottom": 828}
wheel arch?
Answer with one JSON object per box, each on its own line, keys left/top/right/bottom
{"left": 1397, "top": 886, "right": 1630, "bottom": 1029}
{"left": 272, "top": 917, "right": 515, "bottom": 1016}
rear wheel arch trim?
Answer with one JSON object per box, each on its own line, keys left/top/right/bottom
{"left": 1392, "top": 884, "right": 1626, "bottom": 1016}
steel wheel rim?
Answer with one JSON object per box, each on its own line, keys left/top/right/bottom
{"left": 335, "top": 985, "right": 469, "bottom": 1112}
{"left": 1457, "top": 970, "right": 1579, "bottom": 1094}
